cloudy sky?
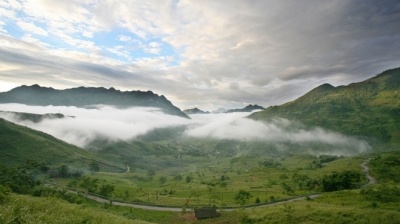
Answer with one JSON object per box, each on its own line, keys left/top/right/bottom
{"left": 0, "top": 0, "right": 399, "bottom": 110}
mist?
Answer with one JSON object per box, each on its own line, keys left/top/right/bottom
{"left": 0, "top": 103, "right": 190, "bottom": 147}
{"left": 0, "top": 103, "right": 370, "bottom": 155}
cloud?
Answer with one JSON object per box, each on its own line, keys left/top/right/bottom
{"left": 0, "top": 1, "right": 400, "bottom": 111}
{"left": 16, "top": 21, "right": 48, "bottom": 36}
{"left": 0, "top": 103, "right": 190, "bottom": 147}
{"left": 0, "top": 104, "right": 370, "bottom": 155}
{"left": 185, "top": 113, "right": 370, "bottom": 155}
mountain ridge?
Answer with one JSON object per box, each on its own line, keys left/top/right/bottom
{"left": 0, "top": 84, "right": 190, "bottom": 118}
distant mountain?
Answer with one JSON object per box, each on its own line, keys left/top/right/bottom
{"left": 183, "top": 108, "right": 210, "bottom": 114}
{"left": 250, "top": 67, "right": 400, "bottom": 145}
{"left": 226, "top": 104, "right": 264, "bottom": 113}
{"left": 211, "top": 108, "right": 228, "bottom": 113}
{"left": 0, "top": 85, "right": 189, "bottom": 118}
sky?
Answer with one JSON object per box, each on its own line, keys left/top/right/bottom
{"left": 0, "top": 0, "right": 400, "bottom": 111}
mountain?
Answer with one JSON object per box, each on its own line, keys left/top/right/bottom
{"left": 0, "top": 111, "right": 66, "bottom": 123}
{"left": 211, "top": 108, "right": 228, "bottom": 113}
{"left": 0, "top": 117, "right": 122, "bottom": 170}
{"left": 250, "top": 67, "right": 400, "bottom": 145}
{"left": 183, "top": 107, "right": 209, "bottom": 114}
{"left": 226, "top": 104, "right": 264, "bottom": 113}
{"left": 0, "top": 84, "right": 189, "bottom": 118}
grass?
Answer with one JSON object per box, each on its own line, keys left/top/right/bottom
{"left": 0, "top": 193, "right": 155, "bottom": 224}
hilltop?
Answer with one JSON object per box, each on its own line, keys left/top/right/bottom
{"left": 250, "top": 67, "right": 400, "bottom": 146}
{"left": 0, "top": 85, "right": 189, "bottom": 118}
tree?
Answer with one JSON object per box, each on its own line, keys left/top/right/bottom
{"left": 58, "top": 164, "right": 69, "bottom": 178}
{"left": 186, "top": 175, "right": 193, "bottom": 183}
{"left": 234, "top": 190, "right": 252, "bottom": 206}
{"left": 89, "top": 162, "right": 100, "bottom": 172}
{"left": 173, "top": 174, "right": 183, "bottom": 181}
{"left": 321, "top": 170, "right": 361, "bottom": 192}
{"left": 147, "top": 169, "right": 156, "bottom": 180}
{"left": 159, "top": 176, "right": 167, "bottom": 185}
{"left": 99, "top": 184, "right": 114, "bottom": 197}
{"left": 80, "top": 177, "right": 99, "bottom": 193}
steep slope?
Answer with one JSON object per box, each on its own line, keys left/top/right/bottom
{"left": 0, "top": 85, "right": 189, "bottom": 118}
{"left": 250, "top": 68, "right": 400, "bottom": 145}
{"left": 0, "top": 118, "right": 122, "bottom": 170}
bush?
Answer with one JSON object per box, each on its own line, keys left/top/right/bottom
{"left": 321, "top": 170, "right": 361, "bottom": 192}
{"left": 0, "top": 185, "right": 10, "bottom": 204}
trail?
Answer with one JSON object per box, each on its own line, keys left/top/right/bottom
{"left": 360, "top": 159, "right": 377, "bottom": 188}
{"left": 49, "top": 159, "right": 376, "bottom": 212}
{"left": 124, "top": 165, "right": 130, "bottom": 173}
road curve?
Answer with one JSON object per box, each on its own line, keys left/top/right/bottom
{"left": 360, "top": 159, "right": 377, "bottom": 188}
{"left": 49, "top": 159, "right": 376, "bottom": 212}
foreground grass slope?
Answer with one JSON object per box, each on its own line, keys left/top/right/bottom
{"left": 0, "top": 194, "right": 154, "bottom": 224}
{"left": 250, "top": 68, "right": 400, "bottom": 147}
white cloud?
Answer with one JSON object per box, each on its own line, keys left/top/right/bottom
{"left": 119, "top": 35, "right": 132, "bottom": 42}
{"left": 16, "top": 21, "right": 48, "bottom": 36}
{"left": 0, "top": 104, "right": 370, "bottom": 156}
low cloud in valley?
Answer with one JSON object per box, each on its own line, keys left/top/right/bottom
{"left": 0, "top": 104, "right": 370, "bottom": 155}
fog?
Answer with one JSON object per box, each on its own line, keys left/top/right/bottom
{"left": 0, "top": 103, "right": 370, "bottom": 154}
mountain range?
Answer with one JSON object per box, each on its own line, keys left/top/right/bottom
{"left": 184, "top": 104, "right": 264, "bottom": 115}
{"left": 250, "top": 67, "right": 400, "bottom": 147}
{"left": 0, "top": 84, "right": 189, "bottom": 118}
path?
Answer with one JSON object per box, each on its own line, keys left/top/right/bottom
{"left": 49, "top": 159, "right": 376, "bottom": 212}
{"left": 360, "top": 159, "right": 377, "bottom": 188}
{"left": 124, "top": 165, "right": 130, "bottom": 173}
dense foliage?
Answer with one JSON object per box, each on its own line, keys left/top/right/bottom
{"left": 369, "top": 152, "right": 400, "bottom": 183}
{"left": 321, "top": 170, "right": 362, "bottom": 192}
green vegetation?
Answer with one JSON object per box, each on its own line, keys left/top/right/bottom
{"left": 250, "top": 67, "right": 400, "bottom": 147}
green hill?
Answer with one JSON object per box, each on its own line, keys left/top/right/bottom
{"left": 250, "top": 68, "right": 400, "bottom": 147}
{"left": 0, "top": 84, "right": 189, "bottom": 118}
{"left": 0, "top": 118, "right": 123, "bottom": 170}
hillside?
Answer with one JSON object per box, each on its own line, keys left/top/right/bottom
{"left": 0, "top": 118, "right": 122, "bottom": 170}
{"left": 250, "top": 68, "right": 400, "bottom": 146}
{"left": 0, "top": 84, "right": 189, "bottom": 118}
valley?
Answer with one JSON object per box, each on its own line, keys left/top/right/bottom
{"left": 0, "top": 68, "right": 399, "bottom": 223}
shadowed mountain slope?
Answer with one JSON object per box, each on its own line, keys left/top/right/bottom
{"left": 0, "top": 85, "right": 189, "bottom": 118}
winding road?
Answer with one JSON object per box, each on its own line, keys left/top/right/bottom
{"left": 53, "top": 159, "right": 376, "bottom": 212}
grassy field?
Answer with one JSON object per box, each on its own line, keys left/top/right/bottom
{"left": 52, "top": 154, "right": 366, "bottom": 208}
